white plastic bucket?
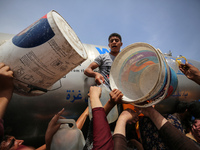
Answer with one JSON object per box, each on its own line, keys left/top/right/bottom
{"left": 51, "top": 119, "right": 85, "bottom": 150}
{"left": 0, "top": 10, "right": 87, "bottom": 96}
{"left": 110, "top": 42, "right": 178, "bottom": 107}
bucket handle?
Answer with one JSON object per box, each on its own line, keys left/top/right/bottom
{"left": 156, "top": 48, "right": 163, "bottom": 54}
{"left": 98, "top": 80, "right": 111, "bottom": 92}
{"left": 176, "top": 56, "right": 187, "bottom": 66}
{"left": 57, "top": 119, "right": 77, "bottom": 129}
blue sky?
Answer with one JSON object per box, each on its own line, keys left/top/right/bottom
{"left": 0, "top": 0, "right": 199, "bottom": 61}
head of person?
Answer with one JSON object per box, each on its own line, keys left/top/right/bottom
{"left": 188, "top": 100, "right": 200, "bottom": 119}
{"left": 191, "top": 119, "right": 200, "bottom": 143}
{"left": 108, "top": 33, "right": 123, "bottom": 56}
{"left": 0, "top": 135, "right": 34, "bottom": 150}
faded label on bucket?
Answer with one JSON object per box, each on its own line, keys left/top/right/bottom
{"left": 12, "top": 14, "right": 55, "bottom": 48}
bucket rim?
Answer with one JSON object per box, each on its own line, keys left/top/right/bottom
{"left": 136, "top": 47, "right": 166, "bottom": 102}
{"left": 49, "top": 10, "right": 88, "bottom": 59}
{"left": 132, "top": 53, "right": 171, "bottom": 107}
{"left": 110, "top": 42, "right": 164, "bottom": 103}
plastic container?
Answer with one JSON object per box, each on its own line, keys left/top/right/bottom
{"left": 110, "top": 42, "right": 178, "bottom": 107}
{"left": 0, "top": 10, "right": 87, "bottom": 96}
{"left": 176, "top": 56, "right": 187, "bottom": 66}
{"left": 51, "top": 119, "right": 85, "bottom": 150}
{"left": 88, "top": 83, "right": 119, "bottom": 124}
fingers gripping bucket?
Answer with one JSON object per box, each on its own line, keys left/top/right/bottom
{"left": 0, "top": 10, "right": 87, "bottom": 96}
{"left": 110, "top": 42, "right": 178, "bottom": 107}
{"left": 88, "top": 83, "right": 119, "bottom": 124}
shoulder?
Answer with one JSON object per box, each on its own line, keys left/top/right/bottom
{"left": 94, "top": 53, "right": 109, "bottom": 62}
{"left": 100, "top": 53, "right": 114, "bottom": 60}
{"left": 96, "top": 53, "right": 109, "bottom": 59}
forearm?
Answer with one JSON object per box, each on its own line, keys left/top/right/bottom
{"left": 92, "top": 107, "right": 114, "bottom": 149}
{"left": 159, "top": 122, "right": 200, "bottom": 150}
{"left": 192, "top": 72, "right": 200, "bottom": 85}
{"left": 103, "top": 99, "right": 115, "bottom": 116}
{"left": 76, "top": 107, "right": 89, "bottom": 130}
{"left": 0, "top": 97, "right": 10, "bottom": 119}
{"left": 145, "top": 108, "right": 167, "bottom": 130}
{"left": 114, "top": 117, "right": 127, "bottom": 136}
{"left": 84, "top": 68, "right": 98, "bottom": 78}
{"left": 45, "top": 136, "right": 52, "bottom": 150}
{"left": 90, "top": 96, "right": 103, "bottom": 109}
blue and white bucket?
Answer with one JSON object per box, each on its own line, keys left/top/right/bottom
{"left": 110, "top": 42, "right": 178, "bottom": 107}
{"left": 0, "top": 10, "right": 87, "bottom": 96}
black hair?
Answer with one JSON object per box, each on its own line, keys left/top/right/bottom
{"left": 0, "top": 135, "right": 12, "bottom": 148}
{"left": 188, "top": 100, "right": 200, "bottom": 119}
{"left": 108, "top": 33, "right": 122, "bottom": 42}
{"left": 172, "top": 100, "right": 200, "bottom": 133}
{"left": 175, "top": 101, "right": 188, "bottom": 113}
{"left": 174, "top": 100, "right": 200, "bottom": 118}
{"left": 1, "top": 135, "right": 12, "bottom": 143}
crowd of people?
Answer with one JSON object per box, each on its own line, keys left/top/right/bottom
{"left": 0, "top": 33, "right": 200, "bottom": 149}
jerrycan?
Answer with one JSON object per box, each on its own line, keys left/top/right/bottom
{"left": 88, "top": 83, "right": 119, "bottom": 124}
{"left": 51, "top": 119, "right": 85, "bottom": 150}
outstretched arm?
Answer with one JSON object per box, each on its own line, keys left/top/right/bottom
{"left": 0, "top": 63, "right": 14, "bottom": 119}
{"left": 140, "top": 107, "right": 200, "bottom": 150}
{"left": 179, "top": 61, "right": 200, "bottom": 85}
{"left": 88, "top": 86, "right": 114, "bottom": 149}
{"left": 44, "top": 107, "right": 88, "bottom": 150}
{"left": 140, "top": 107, "right": 167, "bottom": 130}
{"left": 114, "top": 109, "right": 139, "bottom": 136}
{"left": 84, "top": 62, "right": 105, "bottom": 85}
{"left": 45, "top": 108, "right": 65, "bottom": 150}
{"left": 104, "top": 89, "right": 123, "bottom": 115}
{"left": 76, "top": 106, "right": 89, "bottom": 130}
{"left": 113, "top": 109, "right": 139, "bottom": 150}
{"left": 88, "top": 86, "right": 103, "bottom": 109}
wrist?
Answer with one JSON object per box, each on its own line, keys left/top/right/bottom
{"left": 192, "top": 72, "right": 200, "bottom": 84}
{"left": 116, "top": 117, "right": 128, "bottom": 128}
{"left": 0, "top": 96, "right": 12, "bottom": 103}
{"left": 107, "top": 99, "right": 116, "bottom": 106}
{"left": 84, "top": 110, "right": 89, "bottom": 116}
{"left": 45, "top": 136, "right": 52, "bottom": 149}
{"left": 144, "top": 107, "right": 156, "bottom": 118}
{"left": 118, "top": 115, "right": 130, "bottom": 123}
{"left": 94, "top": 72, "right": 100, "bottom": 77}
{"left": 144, "top": 108, "right": 167, "bottom": 130}
{"left": 90, "top": 95, "right": 100, "bottom": 101}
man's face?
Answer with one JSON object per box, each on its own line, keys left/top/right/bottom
{"left": 0, "top": 136, "right": 32, "bottom": 150}
{"left": 108, "top": 36, "right": 123, "bottom": 54}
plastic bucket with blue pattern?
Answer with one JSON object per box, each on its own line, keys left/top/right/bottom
{"left": 110, "top": 42, "right": 178, "bottom": 107}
